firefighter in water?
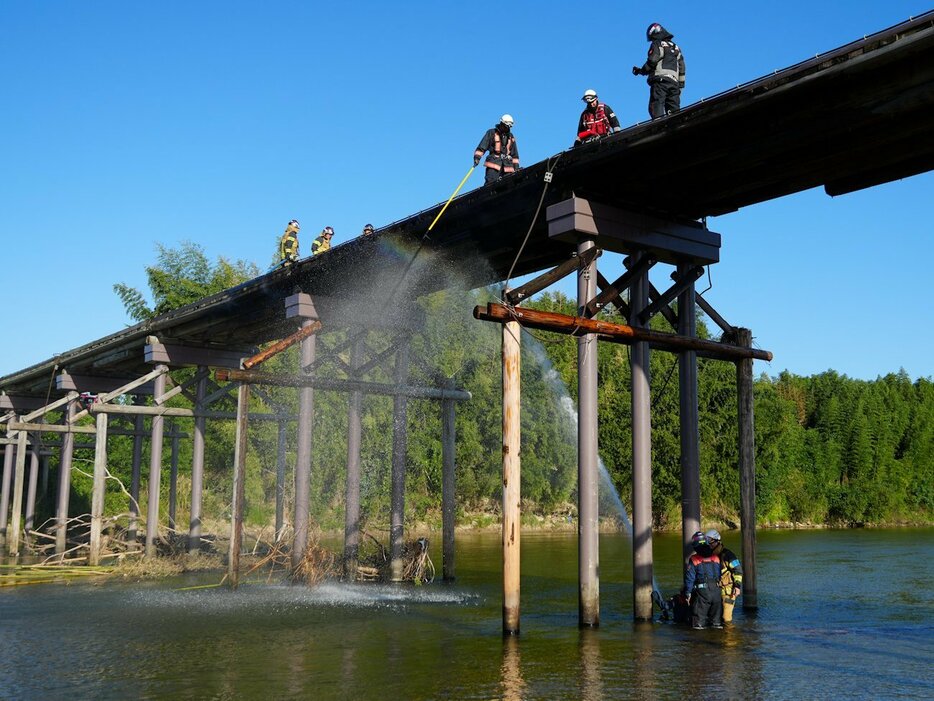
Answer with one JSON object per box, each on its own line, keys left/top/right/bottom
{"left": 632, "top": 22, "right": 686, "bottom": 119}
{"left": 575, "top": 89, "right": 621, "bottom": 146}
{"left": 278, "top": 219, "right": 301, "bottom": 265}
{"left": 706, "top": 529, "right": 743, "bottom": 624}
{"left": 684, "top": 530, "right": 723, "bottom": 629}
{"left": 311, "top": 226, "right": 334, "bottom": 255}
{"left": 474, "top": 115, "right": 520, "bottom": 185}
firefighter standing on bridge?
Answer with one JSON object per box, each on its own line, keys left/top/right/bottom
{"left": 312, "top": 226, "right": 334, "bottom": 255}
{"left": 278, "top": 219, "right": 301, "bottom": 266}
{"left": 575, "top": 89, "right": 621, "bottom": 146}
{"left": 632, "top": 22, "right": 686, "bottom": 119}
{"left": 474, "top": 115, "right": 520, "bottom": 185}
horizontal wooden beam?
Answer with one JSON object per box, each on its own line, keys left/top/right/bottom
{"left": 473, "top": 303, "right": 772, "bottom": 362}
{"left": 145, "top": 337, "right": 250, "bottom": 369}
{"left": 215, "top": 369, "right": 472, "bottom": 401}
{"left": 56, "top": 372, "right": 155, "bottom": 395}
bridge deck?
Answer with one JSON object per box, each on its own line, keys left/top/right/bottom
{"left": 2, "top": 13, "right": 933, "bottom": 397}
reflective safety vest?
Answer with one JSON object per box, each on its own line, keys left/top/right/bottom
{"left": 474, "top": 128, "right": 519, "bottom": 173}
{"left": 311, "top": 235, "right": 331, "bottom": 255}
{"left": 578, "top": 103, "right": 612, "bottom": 140}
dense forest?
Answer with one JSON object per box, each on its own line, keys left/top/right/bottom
{"left": 33, "top": 243, "right": 932, "bottom": 535}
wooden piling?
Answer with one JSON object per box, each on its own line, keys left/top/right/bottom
{"left": 275, "top": 419, "right": 287, "bottom": 542}
{"left": 128, "top": 412, "right": 144, "bottom": 543}
{"left": 292, "top": 321, "right": 316, "bottom": 571}
{"left": 24, "top": 450, "right": 39, "bottom": 544}
{"left": 630, "top": 254, "right": 655, "bottom": 621}
{"left": 502, "top": 319, "right": 521, "bottom": 635}
{"left": 442, "top": 383, "right": 456, "bottom": 582}
{"left": 677, "top": 263, "right": 701, "bottom": 564}
{"left": 8, "top": 428, "right": 28, "bottom": 556}
{"left": 735, "top": 327, "right": 758, "bottom": 610}
{"left": 0, "top": 443, "right": 13, "bottom": 547}
{"left": 54, "top": 399, "right": 77, "bottom": 554}
{"left": 189, "top": 371, "right": 207, "bottom": 554}
{"left": 390, "top": 341, "right": 410, "bottom": 582}
{"left": 577, "top": 239, "right": 600, "bottom": 628}
{"left": 344, "top": 338, "right": 363, "bottom": 579}
{"left": 89, "top": 412, "right": 108, "bottom": 566}
{"left": 145, "top": 367, "right": 168, "bottom": 558}
{"left": 228, "top": 380, "right": 251, "bottom": 588}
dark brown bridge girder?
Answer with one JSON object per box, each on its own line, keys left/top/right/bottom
{"left": 1, "top": 13, "right": 932, "bottom": 396}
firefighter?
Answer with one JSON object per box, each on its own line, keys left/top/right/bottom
{"left": 631, "top": 22, "right": 686, "bottom": 119}
{"left": 278, "top": 219, "right": 301, "bottom": 265}
{"left": 575, "top": 89, "right": 621, "bottom": 146}
{"left": 684, "top": 530, "right": 723, "bottom": 629}
{"left": 362, "top": 223, "right": 375, "bottom": 236}
{"left": 311, "top": 226, "right": 334, "bottom": 255}
{"left": 474, "top": 115, "right": 520, "bottom": 185}
{"left": 706, "top": 529, "right": 743, "bottom": 624}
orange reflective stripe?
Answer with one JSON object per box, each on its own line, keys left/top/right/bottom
{"left": 485, "top": 161, "right": 502, "bottom": 170}
{"left": 493, "top": 131, "right": 501, "bottom": 155}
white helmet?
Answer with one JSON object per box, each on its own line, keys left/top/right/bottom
{"left": 582, "top": 89, "right": 597, "bottom": 102}
{"left": 500, "top": 114, "right": 514, "bottom": 127}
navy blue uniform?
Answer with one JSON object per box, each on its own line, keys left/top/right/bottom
{"left": 685, "top": 552, "right": 723, "bottom": 628}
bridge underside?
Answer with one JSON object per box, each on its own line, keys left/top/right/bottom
{"left": 2, "top": 13, "right": 933, "bottom": 398}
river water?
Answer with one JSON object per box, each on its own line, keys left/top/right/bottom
{"left": 0, "top": 528, "right": 931, "bottom": 700}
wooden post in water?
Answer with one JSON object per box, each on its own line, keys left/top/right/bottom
{"left": 577, "top": 239, "right": 600, "bottom": 628}
{"left": 55, "top": 399, "right": 77, "bottom": 555}
{"left": 0, "top": 443, "right": 14, "bottom": 548}
{"left": 502, "top": 318, "right": 521, "bottom": 635}
{"left": 275, "top": 419, "right": 287, "bottom": 542}
{"left": 168, "top": 421, "right": 179, "bottom": 530}
{"left": 9, "top": 427, "right": 28, "bottom": 556}
{"left": 735, "top": 327, "right": 758, "bottom": 610}
{"left": 288, "top": 295, "right": 318, "bottom": 571}
{"left": 228, "top": 379, "right": 251, "bottom": 588}
{"left": 344, "top": 337, "right": 363, "bottom": 579}
{"left": 128, "top": 411, "right": 144, "bottom": 544}
{"left": 442, "top": 380, "right": 456, "bottom": 582}
{"left": 189, "top": 372, "right": 207, "bottom": 554}
{"left": 677, "top": 264, "right": 701, "bottom": 564}
{"left": 390, "top": 340, "right": 410, "bottom": 582}
{"left": 89, "top": 412, "right": 108, "bottom": 566}
{"left": 145, "top": 367, "right": 168, "bottom": 558}
{"left": 24, "top": 450, "right": 39, "bottom": 544}
{"left": 630, "top": 253, "right": 655, "bottom": 621}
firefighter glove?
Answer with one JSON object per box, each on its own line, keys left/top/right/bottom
{"left": 473, "top": 156, "right": 481, "bottom": 167}
{"left": 631, "top": 66, "right": 640, "bottom": 76}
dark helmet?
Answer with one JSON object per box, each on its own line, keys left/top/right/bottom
{"left": 362, "top": 223, "right": 375, "bottom": 234}
{"left": 646, "top": 22, "right": 669, "bottom": 41}
{"left": 322, "top": 226, "right": 334, "bottom": 236}
{"left": 691, "top": 530, "right": 707, "bottom": 551}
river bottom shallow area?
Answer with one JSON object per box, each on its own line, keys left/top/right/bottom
{"left": 0, "top": 529, "right": 931, "bottom": 700}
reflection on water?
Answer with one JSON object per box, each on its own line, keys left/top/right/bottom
{"left": 0, "top": 529, "right": 931, "bottom": 700}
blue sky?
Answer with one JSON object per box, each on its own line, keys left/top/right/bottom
{"left": 1, "top": 2, "right": 931, "bottom": 381}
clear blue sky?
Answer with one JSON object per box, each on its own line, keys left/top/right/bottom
{"left": 1, "top": 2, "right": 931, "bottom": 381}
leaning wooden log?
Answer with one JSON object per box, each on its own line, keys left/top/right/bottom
{"left": 243, "top": 321, "right": 323, "bottom": 369}
{"left": 473, "top": 303, "right": 772, "bottom": 362}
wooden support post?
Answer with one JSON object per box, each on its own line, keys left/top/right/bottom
{"left": 275, "top": 419, "right": 287, "bottom": 542}
{"left": 168, "top": 421, "right": 179, "bottom": 530}
{"left": 189, "top": 371, "right": 207, "bottom": 554}
{"left": 502, "top": 318, "right": 521, "bottom": 635}
{"left": 390, "top": 340, "right": 410, "bottom": 582}
{"left": 8, "top": 428, "right": 28, "bottom": 556}
{"left": 0, "top": 443, "right": 13, "bottom": 547}
{"left": 89, "top": 412, "right": 108, "bottom": 566}
{"left": 630, "top": 253, "right": 655, "bottom": 621}
{"left": 735, "top": 327, "right": 758, "bottom": 610}
{"left": 677, "top": 263, "right": 701, "bottom": 564}
{"left": 24, "top": 450, "right": 39, "bottom": 544}
{"left": 577, "top": 238, "right": 600, "bottom": 628}
{"left": 128, "top": 412, "right": 144, "bottom": 543}
{"left": 56, "top": 399, "right": 77, "bottom": 555}
{"left": 228, "top": 380, "right": 251, "bottom": 588}
{"left": 292, "top": 320, "right": 316, "bottom": 571}
{"left": 441, "top": 381, "right": 456, "bottom": 582}
{"left": 344, "top": 337, "right": 363, "bottom": 579}
{"left": 145, "top": 367, "right": 168, "bottom": 558}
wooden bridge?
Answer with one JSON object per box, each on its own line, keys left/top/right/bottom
{"left": 2, "top": 13, "right": 932, "bottom": 629}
